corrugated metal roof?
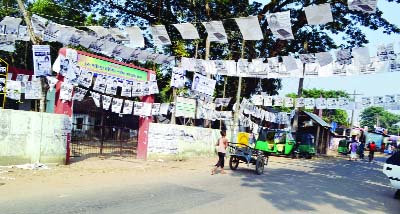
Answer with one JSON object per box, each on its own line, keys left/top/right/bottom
{"left": 303, "top": 111, "right": 331, "bottom": 128}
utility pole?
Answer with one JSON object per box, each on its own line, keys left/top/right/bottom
{"left": 17, "top": 0, "right": 46, "bottom": 113}
{"left": 232, "top": 40, "right": 245, "bottom": 142}
{"left": 349, "top": 90, "right": 363, "bottom": 130}
{"left": 292, "top": 42, "right": 307, "bottom": 134}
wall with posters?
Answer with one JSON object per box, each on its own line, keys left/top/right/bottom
{"left": 147, "top": 123, "right": 230, "bottom": 160}
{"left": 0, "top": 109, "right": 70, "bottom": 165}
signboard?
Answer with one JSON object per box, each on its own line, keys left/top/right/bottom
{"left": 175, "top": 97, "right": 196, "bottom": 118}
{"left": 0, "top": 57, "right": 8, "bottom": 108}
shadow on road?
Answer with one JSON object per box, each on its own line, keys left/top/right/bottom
{"left": 229, "top": 157, "right": 400, "bottom": 214}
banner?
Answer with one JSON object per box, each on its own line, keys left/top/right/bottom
{"left": 192, "top": 73, "right": 216, "bottom": 96}
{"left": 32, "top": 45, "right": 51, "bottom": 76}
{"left": 175, "top": 97, "right": 196, "bottom": 118}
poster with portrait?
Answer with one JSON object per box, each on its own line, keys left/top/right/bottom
{"left": 160, "top": 103, "right": 170, "bottom": 115}
{"left": 326, "top": 98, "right": 338, "bottom": 109}
{"left": 274, "top": 97, "right": 284, "bottom": 107}
{"left": 93, "top": 74, "right": 107, "bottom": 93}
{"left": 267, "top": 11, "right": 294, "bottom": 40}
{"left": 90, "top": 92, "right": 101, "bottom": 108}
{"left": 316, "top": 98, "right": 327, "bottom": 109}
{"left": 263, "top": 96, "right": 273, "bottom": 107}
{"left": 72, "top": 87, "right": 87, "bottom": 101}
{"left": 373, "top": 96, "right": 384, "bottom": 106}
{"left": 294, "top": 98, "right": 305, "bottom": 108}
{"left": 111, "top": 98, "right": 123, "bottom": 113}
{"left": 121, "top": 80, "right": 133, "bottom": 97}
{"left": 105, "top": 77, "right": 118, "bottom": 95}
{"left": 191, "top": 73, "right": 216, "bottom": 96}
{"left": 385, "top": 95, "right": 396, "bottom": 105}
{"left": 122, "top": 100, "right": 133, "bottom": 114}
{"left": 304, "top": 3, "right": 333, "bottom": 25}
{"left": 60, "top": 82, "right": 73, "bottom": 101}
{"left": 151, "top": 25, "right": 171, "bottom": 46}
{"left": 32, "top": 45, "right": 51, "bottom": 76}
{"left": 202, "top": 21, "right": 228, "bottom": 43}
{"left": 361, "top": 97, "right": 372, "bottom": 108}
{"left": 151, "top": 103, "right": 161, "bottom": 116}
{"left": 284, "top": 97, "right": 294, "bottom": 108}
{"left": 133, "top": 102, "right": 143, "bottom": 116}
{"left": 142, "top": 81, "right": 151, "bottom": 96}
{"left": 78, "top": 69, "right": 93, "bottom": 88}
{"left": 6, "top": 80, "right": 21, "bottom": 100}
{"left": 102, "top": 95, "right": 112, "bottom": 110}
{"left": 150, "top": 80, "right": 159, "bottom": 94}
{"left": 304, "top": 98, "right": 315, "bottom": 109}
{"left": 131, "top": 81, "right": 143, "bottom": 97}
{"left": 338, "top": 98, "right": 350, "bottom": 109}
{"left": 142, "top": 102, "right": 152, "bottom": 117}
{"left": 24, "top": 81, "right": 42, "bottom": 100}
{"left": 171, "top": 67, "right": 186, "bottom": 89}
{"left": 348, "top": 0, "right": 378, "bottom": 14}
{"left": 17, "top": 25, "right": 30, "bottom": 41}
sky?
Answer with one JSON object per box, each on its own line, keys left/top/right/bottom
{"left": 250, "top": 0, "right": 400, "bottom": 123}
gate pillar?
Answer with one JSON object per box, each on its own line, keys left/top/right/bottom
{"left": 137, "top": 95, "right": 154, "bottom": 159}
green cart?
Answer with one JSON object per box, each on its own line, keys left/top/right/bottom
{"left": 338, "top": 138, "right": 350, "bottom": 155}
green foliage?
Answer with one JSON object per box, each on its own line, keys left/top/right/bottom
{"left": 360, "top": 106, "right": 400, "bottom": 135}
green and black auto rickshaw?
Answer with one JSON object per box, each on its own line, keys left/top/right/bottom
{"left": 338, "top": 138, "right": 350, "bottom": 155}
{"left": 255, "top": 129, "right": 295, "bottom": 156}
{"left": 292, "top": 133, "right": 316, "bottom": 159}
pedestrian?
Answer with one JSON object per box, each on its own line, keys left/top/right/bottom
{"left": 212, "top": 130, "right": 229, "bottom": 175}
{"left": 368, "top": 141, "right": 377, "bottom": 162}
{"left": 349, "top": 137, "right": 358, "bottom": 161}
{"left": 358, "top": 141, "right": 365, "bottom": 160}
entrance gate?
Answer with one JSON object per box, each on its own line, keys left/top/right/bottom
{"left": 70, "top": 97, "right": 139, "bottom": 160}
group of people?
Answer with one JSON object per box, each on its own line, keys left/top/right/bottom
{"left": 349, "top": 136, "right": 377, "bottom": 162}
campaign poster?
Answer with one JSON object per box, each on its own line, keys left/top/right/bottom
{"left": 32, "top": 45, "right": 51, "bottom": 76}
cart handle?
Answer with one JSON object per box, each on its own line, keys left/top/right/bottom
{"left": 228, "top": 142, "right": 250, "bottom": 148}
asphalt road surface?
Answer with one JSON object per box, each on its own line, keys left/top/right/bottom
{"left": 1, "top": 156, "right": 399, "bottom": 214}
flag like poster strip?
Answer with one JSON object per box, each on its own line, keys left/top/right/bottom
{"left": 90, "top": 92, "right": 101, "bottom": 108}
{"left": 24, "top": 81, "right": 42, "bottom": 100}
{"left": 267, "top": 11, "right": 294, "bottom": 40}
{"left": 32, "top": 45, "right": 51, "bottom": 76}
{"left": 295, "top": 98, "right": 305, "bottom": 108}
{"left": 348, "top": 0, "right": 378, "bottom": 14}
{"left": 304, "top": 98, "right": 315, "bottom": 109}
{"left": 235, "top": 16, "right": 263, "bottom": 40}
{"left": 304, "top": 3, "right": 333, "bottom": 25}
{"left": 202, "top": 21, "right": 228, "bottom": 43}
{"left": 151, "top": 25, "right": 171, "bottom": 45}
{"left": 125, "top": 26, "right": 145, "bottom": 48}
{"left": 284, "top": 97, "right": 294, "bottom": 107}
{"left": 60, "top": 82, "right": 73, "bottom": 101}
{"left": 151, "top": 103, "right": 161, "bottom": 116}
{"left": 173, "top": 23, "right": 200, "bottom": 40}
{"left": 111, "top": 98, "right": 123, "bottom": 113}
{"left": 316, "top": 98, "right": 327, "bottom": 109}
{"left": 123, "top": 100, "right": 133, "bottom": 114}
{"left": 102, "top": 95, "right": 112, "bottom": 110}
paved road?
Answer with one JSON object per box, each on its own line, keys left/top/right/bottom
{"left": 1, "top": 156, "right": 399, "bottom": 214}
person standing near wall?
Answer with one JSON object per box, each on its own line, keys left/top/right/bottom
{"left": 212, "top": 130, "right": 229, "bottom": 175}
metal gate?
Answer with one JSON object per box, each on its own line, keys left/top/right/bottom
{"left": 70, "top": 97, "right": 139, "bottom": 160}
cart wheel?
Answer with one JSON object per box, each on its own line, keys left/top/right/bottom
{"left": 255, "top": 156, "right": 264, "bottom": 175}
{"left": 229, "top": 156, "right": 239, "bottom": 170}
{"left": 395, "top": 190, "right": 400, "bottom": 199}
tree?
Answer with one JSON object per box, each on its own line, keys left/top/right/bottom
{"left": 286, "top": 89, "right": 349, "bottom": 126}
{"left": 360, "top": 106, "right": 400, "bottom": 134}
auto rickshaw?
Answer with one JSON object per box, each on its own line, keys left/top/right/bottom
{"left": 255, "top": 129, "right": 295, "bottom": 156}
{"left": 338, "top": 138, "right": 350, "bottom": 155}
{"left": 293, "top": 133, "right": 316, "bottom": 159}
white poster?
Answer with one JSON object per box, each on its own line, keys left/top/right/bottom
{"left": 326, "top": 98, "right": 338, "bottom": 109}
{"left": 111, "top": 98, "right": 123, "bottom": 113}
{"left": 338, "top": 98, "right": 350, "bottom": 109}
{"left": 150, "top": 80, "right": 159, "bottom": 94}
{"left": 1, "top": 16, "right": 21, "bottom": 35}
{"left": 377, "top": 44, "right": 396, "bottom": 61}
{"left": 348, "top": 0, "right": 378, "bottom": 13}
{"left": 121, "top": 80, "right": 133, "bottom": 97}
{"left": 385, "top": 95, "right": 396, "bottom": 105}
{"left": 32, "top": 45, "right": 51, "bottom": 76}
{"left": 142, "top": 81, "right": 151, "bottom": 96}
{"left": 43, "top": 22, "right": 60, "bottom": 42}
{"left": 78, "top": 69, "right": 93, "bottom": 88}
{"left": 142, "top": 102, "right": 152, "bottom": 117}
{"left": 160, "top": 103, "right": 170, "bottom": 115}
{"left": 335, "top": 49, "right": 352, "bottom": 65}
{"left": 299, "top": 54, "right": 317, "bottom": 64}
{"left": 133, "top": 102, "right": 143, "bottom": 116}
{"left": 151, "top": 103, "right": 161, "bottom": 116}
{"left": 0, "top": 34, "right": 16, "bottom": 52}
{"left": 315, "top": 52, "right": 333, "bottom": 67}
{"left": 284, "top": 97, "right": 294, "bottom": 107}
{"left": 282, "top": 56, "right": 298, "bottom": 71}
{"left": 86, "top": 26, "right": 110, "bottom": 38}
{"left": 263, "top": 96, "right": 273, "bottom": 106}
{"left": 267, "top": 11, "right": 294, "bottom": 40}
{"left": 123, "top": 100, "right": 134, "bottom": 114}
{"left": 151, "top": 25, "right": 171, "bottom": 46}
{"left": 274, "top": 97, "right": 284, "bottom": 107}
{"left": 105, "top": 77, "right": 118, "bottom": 95}
{"left": 173, "top": 23, "right": 200, "bottom": 40}
{"left": 215, "top": 98, "right": 231, "bottom": 107}
{"left": 102, "top": 95, "right": 112, "bottom": 110}
{"left": 125, "top": 26, "right": 145, "bottom": 48}
{"left": 235, "top": 16, "right": 263, "bottom": 40}
{"left": 304, "top": 3, "right": 333, "bottom": 25}
{"left": 24, "top": 81, "right": 42, "bottom": 100}
{"left": 131, "top": 81, "right": 143, "bottom": 97}
{"left": 45, "top": 76, "right": 57, "bottom": 92}
{"left": 373, "top": 96, "right": 384, "bottom": 106}
{"left": 361, "top": 97, "right": 372, "bottom": 108}
{"left": 352, "top": 47, "right": 371, "bottom": 65}
{"left": 93, "top": 74, "right": 107, "bottom": 93}
{"left": 202, "top": 21, "right": 228, "bottom": 43}
{"left": 6, "top": 80, "right": 21, "bottom": 100}
{"left": 316, "top": 98, "right": 327, "bottom": 109}
{"left": 251, "top": 95, "right": 264, "bottom": 106}
{"left": 30, "top": 14, "right": 47, "bottom": 36}
{"left": 192, "top": 73, "right": 216, "bottom": 96}
{"left": 295, "top": 98, "right": 305, "bottom": 108}
{"left": 17, "top": 25, "right": 30, "bottom": 41}
{"left": 60, "top": 82, "right": 73, "bottom": 101}
{"left": 72, "top": 87, "right": 87, "bottom": 101}
{"left": 304, "top": 98, "right": 315, "bottom": 109}
{"left": 90, "top": 91, "right": 101, "bottom": 108}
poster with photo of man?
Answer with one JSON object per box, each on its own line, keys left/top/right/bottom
{"left": 267, "top": 11, "right": 294, "bottom": 40}
{"left": 316, "top": 98, "right": 327, "bottom": 109}
{"left": 338, "top": 98, "right": 350, "bottom": 109}
{"left": 171, "top": 67, "right": 186, "bottom": 89}
{"left": 105, "top": 77, "right": 118, "bottom": 95}
{"left": 102, "top": 95, "right": 112, "bottom": 110}
{"left": 150, "top": 80, "right": 159, "bottom": 95}
{"left": 122, "top": 100, "right": 133, "bottom": 114}
{"left": 361, "top": 97, "right": 372, "bottom": 108}
{"left": 373, "top": 96, "right": 384, "bottom": 106}
{"left": 111, "top": 98, "right": 123, "bottom": 113}
{"left": 32, "top": 45, "right": 51, "bottom": 76}
{"left": 60, "top": 82, "right": 73, "bottom": 101}
{"left": 191, "top": 73, "right": 216, "bottom": 96}
{"left": 143, "top": 81, "right": 151, "bottom": 96}
{"left": 25, "top": 81, "right": 42, "bottom": 100}
{"left": 151, "top": 103, "right": 161, "bottom": 116}
{"left": 131, "top": 81, "right": 143, "bottom": 97}
{"left": 295, "top": 98, "right": 305, "bottom": 108}
{"left": 326, "top": 98, "right": 338, "bottom": 109}
{"left": 72, "top": 87, "right": 87, "bottom": 101}
{"left": 304, "top": 98, "right": 315, "bottom": 109}
{"left": 133, "top": 102, "right": 143, "bottom": 116}
{"left": 93, "top": 74, "right": 107, "bottom": 93}
{"left": 121, "top": 80, "right": 132, "bottom": 97}
{"left": 78, "top": 69, "right": 93, "bottom": 88}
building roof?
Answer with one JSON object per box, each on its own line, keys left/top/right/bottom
{"left": 302, "top": 111, "right": 331, "bottom": 128}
